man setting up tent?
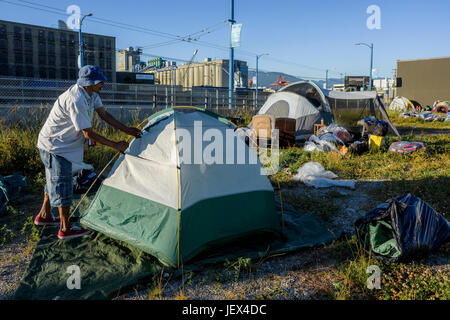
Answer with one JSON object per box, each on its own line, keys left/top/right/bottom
{"left": 34, "top": 65, "right": 141, "bottom": 239}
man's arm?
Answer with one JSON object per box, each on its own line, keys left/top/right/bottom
{"left": 82, "top": 127, "right": 129, "bottom": 153}
{"left": 95, "top": 107, "right": 141, "bottom": 137}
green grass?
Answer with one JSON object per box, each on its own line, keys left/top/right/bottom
{"left": 271, "top": 134, "right": 449, "bottom": 218}
{"left": 0, "top": 114, "right": 134, "bottom": 184}
{"left": 327, "top": 236, "right": 450, "bottom": 300}
{"left": 388, "top": 111, "right": 450, "bottom": 130}
{"left": 224, "top": 257, "right": 255, "bottom": 282}
{"left": 276, "top": 134, "right": 449, "bottom": 181}
{"left": 378, "top": 262, "right": 449, "bottom": 300}
{"left": 0, "top": 205, "right": 39, "bottom": 248}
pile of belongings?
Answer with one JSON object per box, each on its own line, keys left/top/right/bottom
{"left": 0, "top": 172, "right": 28, "bottom": 215}
{"left": 361, "top": 116, "right": 389, "bottom": 136}
{"left": 349, "top": 117, "right": 389, "bottom": 155}
{"left": 388, "top": 141, "right": 425, "bottom": 154}
{"left": 71, "top": 162, "right": 104, "bottom": 195}
{"left": 399, "top": 111, "right": 444, "bottom": 122}
{"left": 445, "top": 112, "right": 450, "bottom": 122}
{"left": 73, "top": 169, "right": 104, "bottom": 194}
{"left": 291, "top": 161, "right": 355, "bottom": 189}
{"left": 304, "top": 124, "right": 351, "bottom": 153}
{"left": 355, "top": 194, "right": 450, "bottom": 261}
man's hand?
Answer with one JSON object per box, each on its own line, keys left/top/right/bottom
{"left": 95, "top": 108, "right": 142, "bottom": 138}
{"left": 114, "top": 141, "right": 129, "bottom": 153}
{"left": 124, "top": 127, "right": 142, "bottom": 138}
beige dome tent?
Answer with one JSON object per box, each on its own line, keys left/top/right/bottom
{"left": 255, "top": 82, "right": 333, "bottom": 140}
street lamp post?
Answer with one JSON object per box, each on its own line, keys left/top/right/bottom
{"left": 255, "top": 53, "right": 268, "bottom": 110}
{"left": 79, "top": 13, "right": 93, "bottom": 68}
{"left": 228, "top": 0, "right": 235, "bottom": 110}
{"left": 355, "top": 42, "right": 374, "bottom": 91}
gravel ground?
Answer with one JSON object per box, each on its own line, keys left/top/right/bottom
{"left": 0, "top": 239, "right": 33, "bottom": 299}
{"left": 289, "top": 180, "right": 386, "bottom": 234}
{"left": 0, "top": 194, "right": 42, "bottom": 300}
{"left": 116, "top": 246, "right": 340, "bottom": 300}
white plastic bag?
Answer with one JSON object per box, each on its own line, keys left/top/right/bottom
{"left": 293, "top": 162, "right": 338, "bottom": 180}
{"left": 303, "top": 141, "right": 319, "bottom": 152}
{"left": 292, "top": 161, "right": 355, "bottom": 189}
{"left": 304, "top": 135, "right": 339, "bottom": 153}
{"left": 71, "top": 162, "right": 94, "bottom": 176}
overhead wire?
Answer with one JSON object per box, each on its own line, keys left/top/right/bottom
{"left": 1, "top": 0, "right": 346, "bottom": 77}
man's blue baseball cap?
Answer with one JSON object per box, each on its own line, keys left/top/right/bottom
{"left": 77, "top": 65, "right": 107, "bottom": 86}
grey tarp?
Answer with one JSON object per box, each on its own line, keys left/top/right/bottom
{"left": 14, "top": 198, "right": 341, "bottom": 300}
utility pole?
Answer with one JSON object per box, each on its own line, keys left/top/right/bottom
{"left": 355, "top": 42, "right": 374, "bottom": 91}
{"left": 255, "top": 53, "right": 268, "bottom": 110}
{"left": 228, "top": 0, "right": 235, "bottom": 109}
{"left": 370, "top": 44, "right": 373, "bottom": 91}
{"left": 78, "top": 13, "right": 92, "bottom": 68}
{"left": 325, "top": 69, "right": 329, "bottom": 89}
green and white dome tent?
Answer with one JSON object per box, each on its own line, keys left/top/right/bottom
{"left": 80, "top": 107, "right": 282, "bottom": 268}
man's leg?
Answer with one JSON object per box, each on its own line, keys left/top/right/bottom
{"left": 35, "top": 150, "right": 61, "bottom": 226}
{"left": 48, "top": 154, "right": 90, "bottom": 239}
{"left": 37, "top": 192, "right": 51, "bottom": 219}
{"left": 58, "top": 206, "right": 71, "bottom": 232}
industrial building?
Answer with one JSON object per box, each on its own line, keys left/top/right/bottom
{"left": 0, "top": 19, "right": 116, "bottom": 82}
{"left": 144, "top": 58, "right": 248, "bottom": 88}
{"left": 396, "top": 56, "right": 450, "bottom": 107}
{"left": 117, "top": 47, "right": 145, "bottom": 72}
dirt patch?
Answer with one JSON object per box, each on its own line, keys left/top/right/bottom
{"left": 284, "top": 180, "right": 386, "bottom": 234}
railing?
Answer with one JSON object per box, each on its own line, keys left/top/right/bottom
{"left": 0, "top": 77, "right": 271, "bottom": 125}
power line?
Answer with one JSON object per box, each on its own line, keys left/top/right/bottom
{"left": 139, "top": 20, "right": 228, "bottom": 50}
{"left": 1, "top": 0, "right": 349, "bottom": 77}
{"left": 2, "top": 0, "right": 237, "bottom": 57}
{"left": 15, "top": 0, "right": 182, "bottom": 39}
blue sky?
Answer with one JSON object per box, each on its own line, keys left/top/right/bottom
{"left": 1, "top": 0, "right": 449, "bottom": 79}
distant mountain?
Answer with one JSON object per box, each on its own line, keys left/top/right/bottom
{"left": 313, "top": 78, "right": 344, "bottom": 90}
{"left": 248, "top": 71, "right": 303, "bottom": 88}
{"left": 248, "top": 70, "right": 343, "bottom": 90}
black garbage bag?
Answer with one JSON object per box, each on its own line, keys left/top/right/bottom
{"left": 355, "top": 194, "right": 450, "bottom": 262}
{"left": 73, "top": 169, "right": 104, "bottom": 194}
{"left": 349, "top": 138, "right": 369, "bottom": 155}
{"left": 363, "top": 116, "right": 389, "bottom": 136}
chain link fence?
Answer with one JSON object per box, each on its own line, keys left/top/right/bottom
{"left": 0, "top": 77, "right": 271, "bottom": 126}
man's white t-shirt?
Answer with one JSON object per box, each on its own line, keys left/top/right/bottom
{"left": 37, "top": 84, "right": 103, "bottom": 164}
